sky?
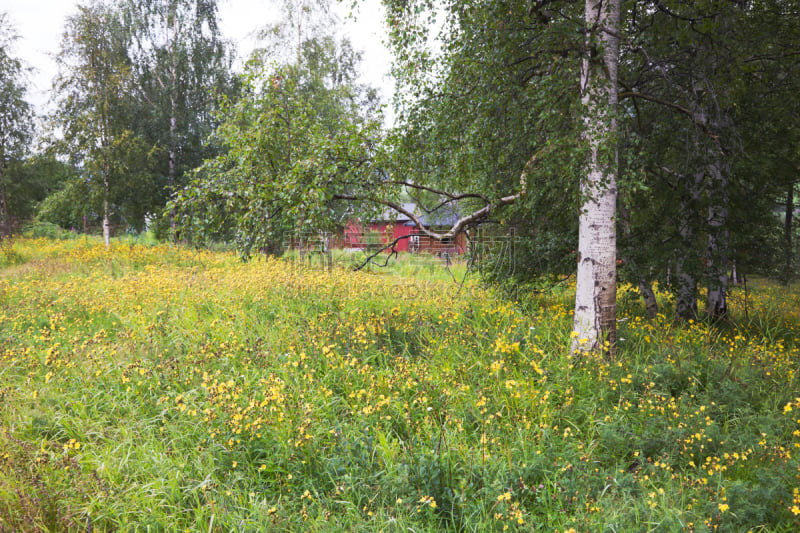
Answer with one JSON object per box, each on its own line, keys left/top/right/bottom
{"left": 2, "top": 0, "right": 395, "bottom": 118}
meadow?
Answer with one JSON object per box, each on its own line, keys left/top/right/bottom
{"left": 1, "top": 236, "right": 799, "bottom": 532}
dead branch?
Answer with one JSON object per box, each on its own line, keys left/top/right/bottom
{"left": 351, "top": 234, "right": 411, "bottom": 271}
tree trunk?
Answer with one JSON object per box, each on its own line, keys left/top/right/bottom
{"left": 675, "top": 169, "right": 703, "bottom": 320}
{"left": 168, "top": 100, "right": 177, "bottom": 235}
{"left": 706, "top": 160, "right": 729, "bottom": 319}
{"left": 168, "top": 6, "right": 179, "bottom": 237}
{"left": 103, "top": 163, "right": 111, "bottom": 249}
{"left": 785, "top": 181, "right": 794, "bottom": 284}
{"left": 675, "top": 268, "right": 698, "bottom": 319}
{"left": 0, "top": 186, "right": 9, "bottom": 240}
{"left": 675, "top": 262, "right": 698, "bottom": 319}
{"left": 572, "top": 0, "right": 619, "bottom": 354}
{"left": 0, "top": 158, "right": 9, "bottom": 239}
{"left": 103, "top": 197, "right": 111, "bottom": 249}
{"left": 638, "top": 280, "right": 658, "bottom": 319}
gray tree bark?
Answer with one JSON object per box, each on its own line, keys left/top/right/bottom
{"left": 785, "top": 181, "right": 794, "bottom": 284}
{"left": 103, "top": 168, "right": 111, "bottom": 250}
{"left": 0, "top": 157, "right": 9, "bottom": 239}
{"left": 675, "top": 170, "right": 703, "bottom": 320}
{"left": 706, "top": 159, "right": 729, "bottom": 319}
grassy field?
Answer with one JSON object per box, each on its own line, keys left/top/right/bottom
{"left": 1, "top": 236, "right": 799, "bottom": 532}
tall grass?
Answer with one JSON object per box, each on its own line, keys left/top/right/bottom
{"left": 1, "top": 236, "right": 799, "bottom": 531}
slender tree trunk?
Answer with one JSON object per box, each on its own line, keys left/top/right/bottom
{"left": 0, "top": 186, "right": 9, "bottom": 240}
{"left": 168, "top": 97, "right": 177, "bottom": 234}
{"left": 103, "top": 199, "right": 111, "bottom": 249}
{"left": 785, "top": 181, "right": 794, "bottom": 284}
{"left": 706, "top": 159, "right": 729, "bottom": 319}
{"left": 103, "top": 170, "right": 111, "bottom": 249}
{"left": 675, "top": 169, "right": 703, "bottom": 320}
{"left": 675, "top": 269, "right": 698, "bottom": 319}
{"left": 639, "top": 279, "right": 658, "bottom": 319}
{"left": 168, "top": 5, "right": 179, "bottom": 236}
{"left": 0, "top": 157, "right": 9, "bottom": 239}
{"left": 572, "top": 0, "right": 620, "bottom": 354}
{"left": 675, "top": 271, "right": 698, "bottom": 318}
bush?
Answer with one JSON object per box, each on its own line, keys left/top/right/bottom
{"left": 21, "top": 220, "right": 77, "bottom": 240}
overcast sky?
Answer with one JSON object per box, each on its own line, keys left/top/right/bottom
{"left": 3, "top": 0, "right": 395, "bottom": 118}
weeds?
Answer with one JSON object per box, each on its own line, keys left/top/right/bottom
{"left": 0, "top": 237, "right": 799, "bottom": 531}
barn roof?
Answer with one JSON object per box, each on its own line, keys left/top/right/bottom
{"left": 374, "top": 202, "right": 463, "bottom": 229}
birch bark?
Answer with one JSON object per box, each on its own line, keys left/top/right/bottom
{"left": 572, "top": 0, "right": 620, "bottom": 354}
{"left": 675, "top": 170, "right": 703, "bottom": 319}
{"left": 705, "top": 159, "right": 729, "bottom": 318}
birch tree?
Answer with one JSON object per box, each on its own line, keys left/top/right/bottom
{"left": 0, "top": 12, "right": 34, "bottom": 238}
{"left": 571, "top": 0, "right": 620, "bottom": 353}
{"left": 619, "top": 0, "right": 800, "bottom": 318}
{"left": 53, "top": 1, "right": 146, "bottom": 248}
{"left": 123, "top": 0, "right": 235, "bottom": 232}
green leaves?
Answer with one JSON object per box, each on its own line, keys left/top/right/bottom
{"left": 172, "top": 3, "right": 383, "bottom": 257}
{"left": 382, "top": 0, "right": 587, "bottom": 281}
{"left": 0, "top": 12, "right": 36, "bottom": 235}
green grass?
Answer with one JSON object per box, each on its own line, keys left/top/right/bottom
{"left": 1, "top": 236, "right": 799, "bottom": 531}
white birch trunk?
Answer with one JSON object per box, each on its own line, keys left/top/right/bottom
{"left": 785, "top": 182, "right": 794, "bottom": 284}
{"left": 675, "top": 170, "right": 704, "bottom": 319}
{"left": 102, "top": 144, "right": 111, "bottom": 250}
{"left": 168, "top": 104, "right": 177, "bottom": 233}
{"left": 705, "top": 160, "right": 729, "bottom": 318}
{"left": 103, "top": 197, "right": 111, "bottom": 249}
{"left": 572, "top": 0, "right": 620, "bottom": 354}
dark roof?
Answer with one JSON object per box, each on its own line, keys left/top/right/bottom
{"left": 375, "top": 202, "right": 416, "bottom": 223}
{"left": 417, "top": 203, "right": 461, "bottom": 228}
{"left": 374, "top": 202, "right": 462, "bottom": 229}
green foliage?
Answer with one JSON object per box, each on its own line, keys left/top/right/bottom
{"left": 380, "top": 0, "right": 800, "bottom": 307}
{"left": 122, "top": 0, "right": 238, "bottom": 229}
{"left": 7, "top": 155, "right": 77, "bottom": 223}
{"left": 37, "top": 179, "right": 94, "bottom": 231}
{"left": 172, "top": 1, "right": 383, "bottom": 257}
{"left": 616, "top": 0, "right": 800, "bottom": 307}
{"left": 39, "top": 0, "right": 236, "bottom": 236}
{"left": 21, "top": 221, "right": 78, "bottom": 241}
{"left": 47, "top": 0, "right": 161, "bottom": 239}
{"left": 384, "top": 0, "right": 587, "bottom": 283}
{"left": 0, "top": 12, "right": 35, "bottom": 235}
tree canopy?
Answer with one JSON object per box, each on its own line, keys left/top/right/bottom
{"left": 171, "top": 0, "right": 382, "bottom": 256}
{"left": 379, "top": 0, "right": 800, "bottom": 328}
{"left": 0, "top": 12, "right": 35, "bottom": 237}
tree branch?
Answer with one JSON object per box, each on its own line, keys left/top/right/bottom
{"left": 619, "top": 90, "right": 721, "bottom": 142}
{"left": 351, "top": 234, "right": 408, "bottom": 271}
{"left": 390, "top": 180, "right": 490, "bottom": 205}
{"left": 334, "top": 148, "right": 540, "bottom": 242}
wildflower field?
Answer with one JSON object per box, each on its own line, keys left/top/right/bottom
{"left": 1, "top": 237, "right": 800, "bottom": 532}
